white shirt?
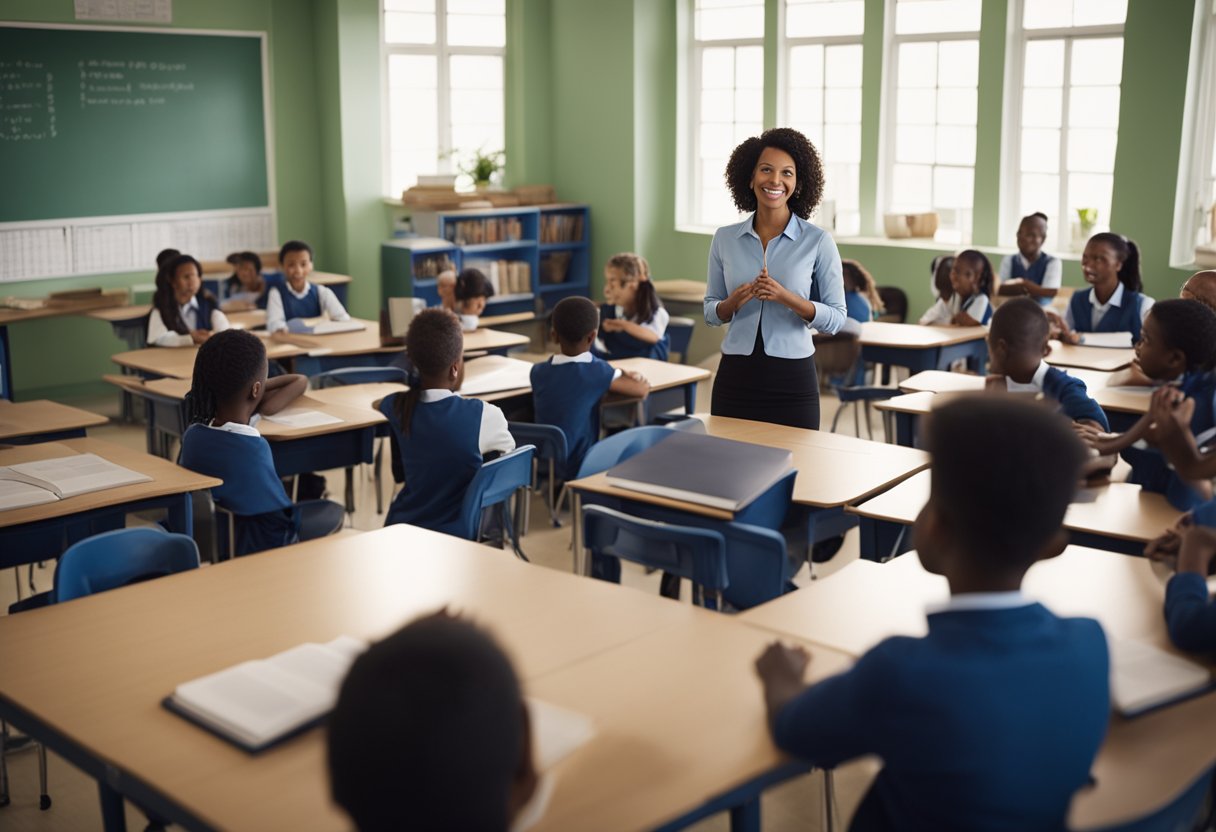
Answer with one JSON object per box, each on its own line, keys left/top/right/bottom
{"left": 927, "top": 590, "right": 1034, "bottom": 616}
{"left": 265, "top": 281, "right": 350, "bottom": 333}
{"left": 918, "top": 292, "right": 991, "bottom": 326}
{"left": 203, "top": 419, "right": 261, "bottom": 437}
{"left": 418, "top": 388, "right": 515, "bottom": 455}
{"left": 614, "top": 304, "right": 669, "bottom": 338}
{"left": 998, "top": 253, "right": 1062, "bottom": 290}
{"left": 147, "top": 298, "right": 231, "bottom": 347}
{"left": 1005, "top": 360, "right": 1051, "bottom": 393}
{"left": 1063, "top": 282, "right": 1154, "bottom": 331}
{"left": 551, "top": 350, "right": 623, "bottom": 380}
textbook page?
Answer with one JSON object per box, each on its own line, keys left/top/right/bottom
{"left": 2, "top": 453, "right": 151, "bottom": 498}
{"left": 1079, "top": 332, "right": 1134, "bottom": 349}
{"left": 458, "top": 356, "right": 535, "bottom": 397}
{"left": 527, "top": 698, "right": 595, "bottom": 771}
{"left": 262, "top": 409, "right": 344, "bottom": 428}
{"left": 0, "top": 478, "right": 60, "bottom": 511}
{"left": 1110, "top": 638, "right": 1213, "bottom": 717}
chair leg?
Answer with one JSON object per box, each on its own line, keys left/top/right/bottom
{"left": 507, "top": 490, "right": 529, "bottom": 562}
{"left": 830, "top": 402, "right": 845, "bottom": 433}
{"left": 822, "top": 768, "right": 839, "bottom": 832}
{"left": 12, "top": 568, "right": 21, "bottom": 602}
{"left": 373, "top": 439, "right": 384, "bottom": 516}
{"left": 0, "top": 720, "right": 10, "bottom": 808}
{"left": 546, "top": 459, "right": 562, "bottom": 528}
{"left": 864, "top": 401, "right": 874, "bottom": 439}
{"left": 37, "top": 742, "right": 50, "bottom": 810}
{"left": 853, "top": 400, "right": 861, "bottom": 436}
{"left": 343, "top": 467, "right": 355, "bottom": 514}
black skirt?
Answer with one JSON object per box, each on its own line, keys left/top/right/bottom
{"left": 711, "top": 330, "right": 820, "bottom": 430}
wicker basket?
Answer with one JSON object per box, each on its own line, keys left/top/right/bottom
{"left": 540, "top": 251, "right": 573, "bottom": 284}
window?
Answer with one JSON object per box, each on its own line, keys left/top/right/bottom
{"left": 1005, "top": 0, "right": 1126, "bottom": 253}
{"left": 684, "top": 0, "right": 765, "bottom": 229}
{"left": 782, "top": 0, "right": 865, "bottom": 236}
{"left": 1173, "top": 0, "right": 1216, "bottom": 263}
{"left": 884, "top": 0, "right": 982, "bottom": 245}
{"left": 382, "top": 0, "right": 505, "bottom": 198}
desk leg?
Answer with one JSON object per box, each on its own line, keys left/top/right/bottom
{"left": 571, "top": 491, "right": 586, "bottom": 575}
{"left": 98, "top": 781, "right": 127, "bottom": 832}
{"left": 684, "top": 382, "right": 696, "bottom": 415}
{"left": 165, "top": 493, "right": 193, "bottom": 538}
{"left": 729, "top": 798, "right": 760, "bottom": 832}
{"left": 0, "top": 324, "right": 10, "bottom": 400}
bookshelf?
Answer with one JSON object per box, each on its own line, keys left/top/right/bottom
{"left": 381, "top": 204, "right": 590, "bottom": 314}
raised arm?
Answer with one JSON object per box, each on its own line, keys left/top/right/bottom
{"left": 257, "top": 373, "right": 307, "bottom": 416}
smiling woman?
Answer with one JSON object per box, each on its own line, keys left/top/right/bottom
{"left": 703, "top": 127, "right": 847, "bottom": 429}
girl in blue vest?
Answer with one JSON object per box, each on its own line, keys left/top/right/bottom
{"left": 842, "top": 259, "right": 882, "bottom": 325}
{"left": 596, "top": 252, "right": 670, "bottom": 361}
{"left": 221, "top": 250, "right": 275, "bottom": 312}
{"left": 380, "top": 309, "right": 515, "bottom": 532}
{"left": 997, "top": 212, "right": 1061, "bottom": 307}
{"left": 265, "top": 240, "right": 351, "bottom": 333}
{"left": 918, "top": 249, "right": 994, "bottom": 326}
{"left": 1060, "top": 232, "right": 1153, "bottom": 344}
{"left": 147, "top": 253, "right": 231, "bottom": 347}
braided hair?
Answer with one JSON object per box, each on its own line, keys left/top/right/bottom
{"left": 1148, "top": 299, "right": 1216, "bottom": 373}
{"left": 186, "top": 329, "right": 268, "bottom": 425}
{"left": 394, "top": 309, "right": 464, "bottom": 437}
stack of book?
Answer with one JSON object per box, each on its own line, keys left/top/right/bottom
{"left": 540, "top": 213, "right": 584, "bottom": 243}
{"left": 446, "top": 217, "right": 523, "bottom": 246}
{"left": 465, "top": 258, "right": 532, "bottom": 295}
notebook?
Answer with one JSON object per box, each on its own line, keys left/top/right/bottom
{"left": 605, "top": 431, "right": 794, "bottom": 511}
{"left": 0, "top": 453, "right": 152, "bottom": 511}
{"left": 1110, "top": 638, "right": 1214, "bottom": 718}
{"left": 1079, "top": 332, "right": 1134, "bottom": 349}
{"left": 284, "top": 319, "right": 365, "bottom": 336}
{"left": 262, "top": 409, "right": 344, "bottom": 429}
{"left": 458, "top": 355, "right": 536, "bottom": 397}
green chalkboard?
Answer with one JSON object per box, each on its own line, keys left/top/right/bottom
{"left": 0, "top": 24, "right": 269, "bottom": 223}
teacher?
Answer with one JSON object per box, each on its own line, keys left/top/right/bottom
{"left": 704, "top": 127, "right": 846, "bottom": 430}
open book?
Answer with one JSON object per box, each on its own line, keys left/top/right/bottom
{"left": 1079, "top": 332, "right": 1134, "bottom": 349}
{"left": 1110, "top": 638, "right": 1214, "bottom": 718}
{"left": 0, "top": 453, "right": 152, "bottom": 511}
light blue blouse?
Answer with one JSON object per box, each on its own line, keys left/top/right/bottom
{"left": 704, "top": 213, "right": 847, "bottom": 358}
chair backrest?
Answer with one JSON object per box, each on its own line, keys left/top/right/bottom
{"left": 583, "top": 505, "right": 729, "bottom": 598}
{"left": 576, "top": 425, "right": 673, "bottom": 479}
{"left": 720, "top": 521, "right": 790, "bottom": 609}
{"left": 812, "top": 333, "right": 863, "bottom": 379}
{"left": 733, "top": 468, "right": 797, "bottom": 529}
{"left": 877, "top": 286, "right": 909, "bottom": 323}
{"left": 453, "top": 445, "right": 536, "bottom": 539}
{"left": 54, "top": 527, "right": 200, "bottom": 603}
{"left": 662, "top": 417, "right": 706, "bottom": 434}
{"left": 311, "top": 366, "right": 410, "bottom": 389}
{"left": 507, "top": 422, "right": 568, "bottom": 466}
{"left": 667, "top": 316, "right": 695, "bottom": 364}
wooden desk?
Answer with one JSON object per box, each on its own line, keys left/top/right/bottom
{"left": 654, "top": 279, "right": 708, "bottom": 305}
{"left": 736, "top": 547, "right": 1216, "bottom": 830}
{"left": 857, "top": 322, "right": 988, "bottom": 373}
{"left": 0, "top": 524, "right": 828, "bottom": 832}
{"left": 86, "top": 304, "right": 151, "bottom": 324}
{"left": 0, "top": 399, "right": 108, "bottom": 443}
{"left": 1046, "top": 340, "right": 1135, "bottom": 372}
{"left": 479, "top": 310, "right": 538, "bottom": 327}
{"left": 0, "top": 438, "right": 219, "bottom": 569}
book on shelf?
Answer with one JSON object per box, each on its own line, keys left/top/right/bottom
{"left": 1110, "top": 638, "right": 1215, "bottom": 718}
{"left": 604, "top": 432, "right": 794, "bottom": 512}
{"left": 465, "top": 258, "right": 532, "bottom": 296}
{"left": 0, "top": 453, "right": 153, "bottom": 511}
{"left": 540, "top": 213, "right": 584, "bottom": 244}
{"left": 413, "top": 253, "right": 457, "bottom": 280}
{"left": 446, "top": 217, "right": 524, "bottom": 246}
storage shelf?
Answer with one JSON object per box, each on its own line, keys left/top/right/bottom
{"left": 487, "top": 292, "right": 534, "bottom": 304}
{"left": 459, "top": 240, "right": 534, "bottom": 254}
{"left": 539, "top": 241, "right": 585, "bottom": 251}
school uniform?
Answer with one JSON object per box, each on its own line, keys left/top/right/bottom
{"left": 595, "top": 303, "right": 670, "bottom": 361}
{"left": 1063, "top": 284, "right": 1154, "bottom": 343}
{"left": 918, "top": 291, "right": 992, "bottom": 326}
{"left": 1122, "top": 370, "right": 1216, "bottom": 510}
{"left": 265, "top": 280, "right": 350, "bottom": 333}
{"left": 998, "top": 252, "right": 1061, "bottom": 307}
{"left": 179, "top": 422, "right": 298, "bottom": 556}
{"left": 1006, "top": 361, "right": 1109, "bottom": 429}
{"left": 845, "top": 291, "right": 873, "bottom": 324}
{"left": 224, "top": 272, "right": 284, "bottom": 310}
{"left": 773, "top": 593, "right": 1110, "bottom": 831}
{"left": 379, "top": 389, "right": 515, "bottom": 532}
{"left": 146, "top": 295, "right": 230, "bottom": 347}
{"left": 530, "top": 352, "right": 620, "bottom": 480}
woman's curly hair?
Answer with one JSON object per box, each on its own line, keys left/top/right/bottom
{"left": 724, "top": 127, "right": 825, "bottom": 220}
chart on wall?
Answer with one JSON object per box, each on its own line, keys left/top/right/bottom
{"left": 0, "top": 23, "right": 275, "bottom": 281}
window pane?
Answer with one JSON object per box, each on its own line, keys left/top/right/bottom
{"left": 1068, "top": 85, "right": 1120, "bottom": 129}
{"left": 385, "top": 11, "right": 436, "bottom": 44}
{"left": 1019, "top": 174, "right": 1060, "bottom": 222}
{"left": 936, "top": 126, "right": 975, "bottom": 165}
{"left": 933, "top": 165, "right": 973, "bottom": 209}
{"left": 388, "top": 53, "right": 437, "bottom": 89}
{"left": 892, "top": 163, "right": 932, "bottom": 211}
{"left": 1071, "top": 37, "right": 1123, "bottom": 86}
{"left": 736, "top": 45, "right": 764, "bottom": 87}
{"left": 701, "top": 48, "right": 735, "bottom": 89}
{"left": 1068, "top": 172, "right": 1114, "bottom": 228}
{"left": 449, "top": 55, "right": 502, "bottom": 90}
{"left": 897, "top": 125, "right": 936, "bottom": 164}
{"left": 1021, "top": 128, "right": 1061, "bottom": 173}
{"left": 700, "top": 122, "right": 737, "bottom": 157}
{"left": 898, "top": 42, "right": 937, "bottom": 87}
{"left": 894, "top": 0, "right": 981, "bottom": 34}
{"left": 447, "top": 13, "right": 506, "bottom": 47}
{"left": 824, "top": 44, "right": 863, "bottom": 86}
{"left": 937, "top": 88, "right": 977, "bottom": 125}
{"left": 696, "top": 0, "right": 765, "bottom": 41}
{"left": 386, "top": 0, "right": 433, "bottom": 10}
{"left": 825, "top": 88, "right": 862, "bottom": 124}
{"left": 938, "top": 40, "right": 979, "bottom": 88}
{"left": 447, "top": 0, "right": 503, "bottom": 12}
{"left": 1023, "top": 40, "right": 1065, "bottom": 87}
{"left": 788, "top": 88, "right": 823, "bottom": 125}
{"left": 1023, "top": 0, "right": 1071, "bottom": 29}
{"left": 896, "top": 88, "right": 936, "bottom": 125}
{"left": 1072, "top": 0, "right": 1127, "bottom": 27}
{"left": 1022, "top": 88, "right": 1063, "bottom": 128}
{"left": 789, "top": 44, "right": 824, "bottom": 88}
{"left": 1067, "top": 127, "right": 1117, "bottom": 172}
{"left": 785, "top": 0, "right": 864, "bottom": 38}
{"left": 825, "top": 123, "right": 862, "bottom": 164}
{"left": 735, "top": 89, "right": 763, "bottom": 123}
{"left": 703, "top": 89, "right": 735, "bottom": 121}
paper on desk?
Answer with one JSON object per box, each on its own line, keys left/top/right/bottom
{"left": 0, "top": 478, "right": 60, "bottom": 510}
{"left": 311, "top": 320, "right": 365, "bottom": 335}
{"left": 262, "top": 408, "right": 344, "bottom": 428}
{"left": 528, "top": 698, "right": 595, "bottom": 771}
{"left": 1079, "top": 332, "right": 1134, "bottom": 349}
{"left": 458, "top": 356, "right": 535, "bottom": 397}
{"left": 1110, "top": 638, "right": 1213, "bottom": 717}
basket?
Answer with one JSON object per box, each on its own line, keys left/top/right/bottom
{"left": 540, "top": 251, "right": 572, "bottom": 284}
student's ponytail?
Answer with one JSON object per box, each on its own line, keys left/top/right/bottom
{"left": 606, "top": 252, "right": 661, "bottom": 324}
{"left": 393, "top": 387, "right": 422, "bottom": 439}
{"left": 1120, "top": 238, "right": 1142, "bottom": 293}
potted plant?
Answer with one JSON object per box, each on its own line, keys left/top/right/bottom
{"left": 458, "top": 148, "right": 505, "bottom": 190}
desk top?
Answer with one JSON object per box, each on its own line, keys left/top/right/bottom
{"left": 86, "top": 304, "right": 152, "bottom": 323}
{"left": 0, "top": 438, "right": 220, "bottom": 529}
{"left": 654, "top": 279, "right": 708, "bottom": 304}
{"left": 609, "top": 356, "right": 711, "bottom": 393}
{"left": 899, "top": 369, "right": 1151, "bottom": 415}
{"left": 1046, "top": 340, "right": 1135, "bottom": 372}
{"left": 0, "top": 290, "right": 128, "bottom": 325}
{"left": 569, "top": 414, "right": 929, "bottom": 517}
{"left": 874, "top": 390, "right": 943, "bottom": 416}
{"left": 0, "top": 399, "right": 108, "bottom": 440}
{"left": 859, "top": 321, "right": 988, "bottom": 349}
{"left": 736, "top": 547, "right": 1216, "bottom": 830}
{"left": 0, "top": 524, "right": 728, "bottom": 832}
{"left": 479, "top": 311, "right": 538, "bottom": 327}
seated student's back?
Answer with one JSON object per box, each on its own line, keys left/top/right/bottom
{"left": 756, "top": 396, "right": 1109, "bottom": 831}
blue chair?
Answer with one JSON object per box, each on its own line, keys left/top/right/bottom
{"left": 822, "top": 334, "right": 898, "bottom": 440}
{"left": 508, "top": 422, "right": 568, "bottom": 528}
{"left": 667, "top": 316, "right": 695, "bottom": 364}
{"left": 1, "top": 527, "right": 200, "bottom": 812}
{"left": 576, "top": 424, "right": 673, "bottom": 479}
{"left": 450, "top": 445, "right": 535, "bottom": 560}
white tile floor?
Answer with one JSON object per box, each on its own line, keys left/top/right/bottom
{"left": 2, "top": 359, "right": 888, "bottom": 831}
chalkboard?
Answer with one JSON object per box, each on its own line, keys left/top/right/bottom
{"left": 0, "top": 24, "right": 269, "bottom": 223}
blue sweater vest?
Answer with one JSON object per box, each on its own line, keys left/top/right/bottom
{"left": 255, "top": 272, "right": 287, "bottom": 310}
{"left": 598, "top": 303, "right": 669, "bottom": 361}
{"left": 1123, "top": 370, "right": 1216, "bottom": 510}
{"left": 530, "top": 356, "right": 618, "bottom": 480}
{"left": 279, "top": 282, "right": 323, "bottom": 320}
{"left": 844, "top": 291, "right": 872, "bottom": 323}
{"left": 179, "top": 424, "right": 298, "bottom": 556}
{"left": 1010, "top": 253, "right": 1056, "bottom": 306}
{"left": 1042, "top": 367, "right": 1109, "bottom": 429}
{"left": 380, "top": 394, "right": 484, "bottom": 533}
{"left": 1068, "top": 287, "right": 1144, "bottom": 341}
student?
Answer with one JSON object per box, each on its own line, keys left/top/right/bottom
{"left": 918, "top": 249, "right": 993, "bottom": 326}
{"left": 454, "top": 267, "right": 494, "bottom": 331}
{"left": 596, "top": 252, "right": 670, "bottom": 361}
{"left": 1077, "top": 299, "right": 1216, "bottom": 510}
{"left": 147, "top": 253, "right": 231, "bottom": 347}
{"left": 754, "top": 396, "right": 1109, "bottom": 830}
{"left": 328, "top": 612, "right": 538, "bottom": 832}
{"left": 379, "top": 309, "right": 515, "bottom": 531}
{"left": 1181, "top": 269, "right": 1216, "bottom": 312}
{"left": 1159, "top": 524, "right": 1216, "bottom": 653}
{"left": 531, "top": 296, "right": 650, "bottom": 480}
{"left": 221, "top": 250, "right": 272, "bottom": 311}
{"left": 997, "top": 212, "right": 1061, "bottom": 306}
{"left": 436, "top": 268, "right": 458, "bottom": 312}
{"left": 153, "top": 247, "right": 180, "bottom": 291}
{"left": 178, "top": 330, "right": 340, "bottom": 556}
{"left": 928, "top": 254, "right": 954, "bottom": 304}
{"left": 265, "top": 240, "right": 350, "bottom": 334}
{"left": 1058, "top": 232, "right": 1153, "bottom": 344}
{"left": 986, "top": 298, "right": 1109, "bottom": 429}
{"left": 841, "top": 259, "right": 882, "bottom": 324}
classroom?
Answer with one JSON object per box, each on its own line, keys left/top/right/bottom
{"left": 3, "top": 0, "right": 1216, "bottom": 829}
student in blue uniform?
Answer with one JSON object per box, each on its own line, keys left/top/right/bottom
{"left": 841, "top": 259, "right": 881, "bottom": 326}
{"left": 221, "top": 250, "right": 277, "bottom": 312}
{"left": 265, "top": 240, "right": 351, "bottom": 333}
{"left": 379, "top": 308, "right": 515, "bottom": 532}
{"left": 1077, "top": 299, "right": 1216, "bottom": 510}
{"left": 755, "top": 396, "right": 1109, "bottom": 831}
{"left": 1059, "top": 232, "right": 1153, "bottom": 344}
{"left": 986, "top": 298, "right": 1109, "bottom": 429}
{"left": 917, "top": 249, "right": 993, "bottom": 326}
{"left": 531, "top": 296, "right": 650, "bottom": 481}
{"left": 328, "top": 612, "right": 539, "bottom": 832}
{"left": 596, "top": 252, "right": 670, "bottom": 361}
{"left": 147, "top": 253, "right": 231, "bottom": 347}
{"left": 178, "top": 330, "right": 342, "bottom": 556}
{"left": 997, "top": 212, "right": 1061, "bottom": 306}
{"left": 1146, "top": 508, "right": 1216, "bottom": 654}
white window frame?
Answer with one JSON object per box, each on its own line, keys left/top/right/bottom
{"left": 1171, "top": 0, "right": 1216, "bottom": 265}
{"left": 880, "top": 0, "right": 982, "bottom": 245}
{"left": 1000, "top": 3, "right": 1124, "bottom": 253}
{"left": 379, "top": 0, "right": 506, "bottom": 198}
